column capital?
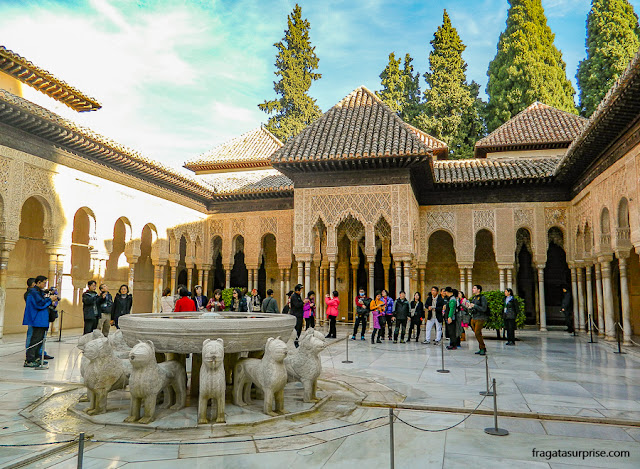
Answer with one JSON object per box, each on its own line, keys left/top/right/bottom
{"left": 597, "top": 254, "right": 614, "bottom": 264}
{"left": 497, "top": 264, "right": 514, "bottom": 270}
{"left": 615, "top": 250, "right": 631, "bottom": 260}
{"left": 366, "top": 256, "right": 376, "bottom": 264}
{"left": 536, "top": 264, "right": 546, "bottom": 271}
{"left": 458, "top": 264, "right": 473, "bottom": 270}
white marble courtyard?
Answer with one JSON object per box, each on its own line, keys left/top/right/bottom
{"left": 1, "top": 324, "right": 639, "bottom": 468}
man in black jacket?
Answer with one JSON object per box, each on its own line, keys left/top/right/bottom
{"left": 97, "top": 284, "right": 114, "bottom": 337}
{"left": 352, "top": 288, "right": 370, "bottom": 340}
{"left": 469, "top": 285, "right": 489, "bottom": 356}
{"left": 393, "top": 291, "right": 410, "bottom": 343}
{"left": 560, "top": 285, "right": 574, "bottom": 333}
{"left": 290, "top": 284, "right": 304, "bottom": 348}
{"left": 82, "top": 280, "right": 100, "bottom": 334}
{"left": 423, "top": 286, "right": 445, "bottom": 345}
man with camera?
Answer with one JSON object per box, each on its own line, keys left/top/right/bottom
{"left": 82, "top": 280, "right": 100, "bottom": 334}
{"left": 22, "top": 275, "right": 58, "bottom": 367}
{"left": 97, "top": 284, "right": 114, "bottom": 337}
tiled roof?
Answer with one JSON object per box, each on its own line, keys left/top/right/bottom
{"left": 197, "top": 169, "right": 293, "bottom": 197}
{"left": 404, "top": 122, "right": 448, "bottom": 158}
{"left": 184, "top": 127, "right": 283, "bottom": 173}
{"left": 0, "top": 89, "right": 214, "bottom": 202}
{"left": 271, "top": 86, "right": 435, "bottom": 166}
{"left": 433, "top": 157, "right": 560, "bottom": 185}
{"left": 0, "top": 45, "right": 101, "bottom": 112}
{"left": 475, "top": 102, "right": 587, "bottom": 157}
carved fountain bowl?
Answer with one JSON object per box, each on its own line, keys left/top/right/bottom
{"left": 118, "top": 312, "right": 296, "bottom": 354}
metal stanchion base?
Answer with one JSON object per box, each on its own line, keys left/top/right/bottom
{"left": 613, "top": 351, "right": 626, "bottom": 354}
{"left": 479, "top": 391, "right": 494, "bottom": 396}
{"left": 484, "top": 427, "right": 509, "bottom": 436}
{"left": 342, "top": 360, "right": 353, "bottom": 363}
{"left": 437, "top": 369, "right": 450, "bottom": 373}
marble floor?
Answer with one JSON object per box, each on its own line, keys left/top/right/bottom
{"left": 0, "top": 324, "right": 639, "bottom": 468}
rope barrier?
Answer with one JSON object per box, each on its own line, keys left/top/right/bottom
{"left": 394, "top": 391, "right": 490, "bottom": 433}
{"left": 88, "top": 416, "right": 387, "bottom": 445}
{"left": 0, "top": 339, "right": 44, "bottom": 358}
{"left": 616, "top": 323, "right": 640, "bottom": 347}
{"left": 0, "top": 438, "right": 78, "bottom": 447}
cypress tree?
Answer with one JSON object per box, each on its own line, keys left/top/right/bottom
{"left": 415, "top": 10, "right": 484, "bottom": 158}
{"left": 376, "top": 53, "right": 422, "bottom": 124}
{"left": 259, "top": 4, "right": 322, "bottom": 141}
{"left": 376, "top": 52, "right": 404, "bottom": 113}
{"left": 486, "top": 0, "right": 577, "bottom": 132}
{"left": 577, "top": 0, "right": 640, "bottom": 116}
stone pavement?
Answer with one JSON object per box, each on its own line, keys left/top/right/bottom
{"left": 0, "top": 324, "right": 639, "bottom": 468}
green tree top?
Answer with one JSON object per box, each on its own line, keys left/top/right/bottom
{"left": 416, "top": 10, "right": 484, "bottom": 158}
{"left": 486, "top": 0, "right": 577, "bottom": 132}
{"left": 259, "top": 4, "right": 322, "bottom": 141}
{"left": 376, "top": 52, "right": 422, "bottom": 125}
{"left": 577, "top": 0, "right": 640, "bottom": 117}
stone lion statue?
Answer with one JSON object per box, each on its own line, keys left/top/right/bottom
{"left": 77, "top": 330, "right": 107, "bottom": 403}
{"left": 233, "top": 337, "right": 288, "bottom": 416}
{"left": 107, "top": 329, "right": 132, "bottom": 359}
{"left": 285, "top": 327, "right": 326, "bottom": 402}
{"left": 125, "top": 341, "right": 186, "bottom": 424}
{"left": 82, "top": 337, "right": 131, "bottom": 415}
{"left": 198, "top": 338, "right": 226, "bottom": 424}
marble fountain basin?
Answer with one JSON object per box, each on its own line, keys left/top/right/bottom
{"left": 118, "top": 312, "right": 296, "bottom": 354}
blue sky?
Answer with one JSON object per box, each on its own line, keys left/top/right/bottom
{"left": 1, "top": 0, "right": 639, "bottom": 167}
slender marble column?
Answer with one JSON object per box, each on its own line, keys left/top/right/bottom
{"left": 570, "top": 267, "right": 579, "bottom": 332}
{"left": 576, "top": 267, "right": 585, "bottom": 332}
{"left": 395, "top": 264, "right": 402, "bottom": 296}
{"left": 499, "top": 269, "right": 506, "bottom": 292}
{"left": 537, "top": 265, "right": 547, "bottom": 331}
{"left": 618, "top": 255, "right": 632, "bottom": 345}
{"left": 466, "top": 268, "right": 473, "bottom": 300}
{"left": 297, "top": 261, "right": 304, "bottom": 287}
{"left": 585, "top": 265, "right": 594, "bottom": 334}
{"left": 329, "top": 262, "right": 336, "bottom": 295}
{"left": 506, "top": 269, "right": 513, "bottom": 289}
{"left": 403, "top": 262, "right": 411, "bottom": 299}
{"left": 600, "top": 258, "right": 615, "bottom": 340}
{"left": 459, "top": 268, "right": 466, "bottom": 293}
{"left": 595, "top": 263, "right": 604, "bottom": 336}
{"left": 304, "top": 262, "right": 311, "bottom": 297}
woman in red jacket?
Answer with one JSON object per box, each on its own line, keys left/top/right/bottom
{"left": 324, "top": 291, "right": 340, "bottom": 339}
{"left": 174, "top": 288, "right": 197, "bottom": 312}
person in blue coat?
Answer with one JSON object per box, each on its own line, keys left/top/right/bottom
{"left": 23, "top": 275, "right": 57, "bottom": 367}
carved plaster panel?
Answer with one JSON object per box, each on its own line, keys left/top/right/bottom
{"left": 473, "top": 210, "right": 495, "bottom": 233}
{"left": 231, "top": 218, "right": 245, "bottom": 237}
{"left": 260, "top": 216, "right": 278, "bottom": 236}
{"left": 514, "top": 208, "right": 534, "bottom": 229}
{"left": 545, "top": 207, "right": 567, "bottom": 229}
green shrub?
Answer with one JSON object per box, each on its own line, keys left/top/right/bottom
{"left": 221, "top": 287, "right": 250, "bottom": 311}
{"left": 482, "top": 290, "right": 526, "bottom": 330}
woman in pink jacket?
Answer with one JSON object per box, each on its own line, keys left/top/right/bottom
{"left": 303, "top": 291, "right": 316, "bottom": 330}
{"left": 324, "top": 291, "right": 340, "bottom": 339}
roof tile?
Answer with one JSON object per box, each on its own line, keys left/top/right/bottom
{"left": 433, "top": 157, "right": 560, "bottom": 185}
{"left": 184, "top": 127, "right": 282, "bottom": 172}
{"left": 272, "top": 86, "right": 444, "bottom": 163}
{"left": 475, "top": 102, "right": 587, "bottom": 157}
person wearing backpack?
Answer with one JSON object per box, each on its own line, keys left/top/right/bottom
{"left": 261, "top": 289, "right": 279, "bottom": 314}
{"left": 97, "top": 284, "right": 114, "bottom": 337}
{"left": 392, "top": 291, "right": 410, "bottom": 343}
{"left": 352, "top": 287, "right": 370, "bottom": 340}
{"left": 469, "top": 284, "right": 489, "bottom": 356}
{"left": 503, "top": 288, "right": 518, "bottom": 346}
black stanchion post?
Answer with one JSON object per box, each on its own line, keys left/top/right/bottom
{"left": 614, "top": 323, "right": 626, "bottom": 354}
{"left": 389, "top": 408, "right": 395, "bottom": 469}
{"left": 342, "top": 332, "right": 353, "bottom": 364}
{"left": 36, "top": 336, "right": 48, "bottom": 370}
{"left": 588, "top": 313, "right": 595, "bottom": 344}
{"left": 437, "top": 336, "right": 449, "bottom": 373}
{"left": 77, "top": 432, "right": 85, "bottom": 469}
{"left": 479, "top": 355, "right": 494, "bottom": 396}
{"left": 484, "top": 379, "right": 509, "bottom": 436}
{"left": 58, "top": 310, "right": 64, "bottom": 342}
